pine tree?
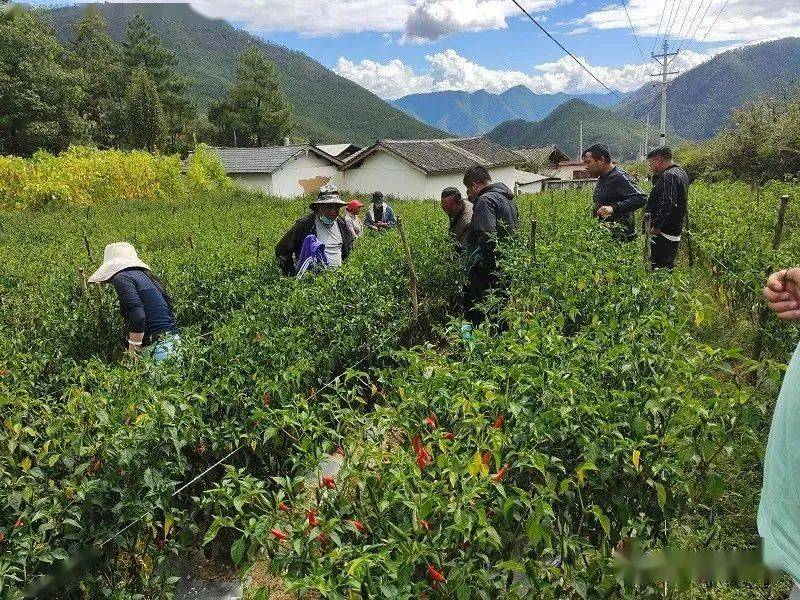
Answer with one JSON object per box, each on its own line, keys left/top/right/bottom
{"left": 69, "top": 9, "right": 124, "bottom": 147}
{"left": 124, "top": 66, "right": 165, "bottom": 151}
{"left": 0, "top": 10, "right": 85, "bottom": 155}
{"left": 227, "top": 44, "right": 295, "bottom": 146}
{"left": 122, "top": 13, "right": 195, "bottom": 151}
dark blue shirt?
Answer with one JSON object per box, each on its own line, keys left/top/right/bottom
{"left": 111, "top": 268, "right": 178, "bottom": 345}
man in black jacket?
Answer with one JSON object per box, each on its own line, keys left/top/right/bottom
{"left": 645, "top": 146, "right": 689, "bottom": 269}
{"left": 585, "top": 143, "right": 647, "bottom": 241}
{"left": 275, "top": 185, "right": 354, "bottom": 276}
{"left": 463, "top": 165, "right": 519, "bottom": 325}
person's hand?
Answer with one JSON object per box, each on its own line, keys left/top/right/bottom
{"left": 650, "top": 226, "right": 661, "bottom": 236}
{"left": 597, "top": 205, "right": 614, "bottom": 219}
{"left": 763, "top": 268, "right": 800, "bottom": 321}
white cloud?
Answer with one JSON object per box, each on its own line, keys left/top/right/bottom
{"left": 382, "top": 33, "right": 393, "bottom": 45}
{"left": 578, "top": 0, "right": 800, "bottom": 47}
{"left": 334, "top": 48, "right": 718, "bottom": 99}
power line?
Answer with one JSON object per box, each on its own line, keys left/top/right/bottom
{"left": 683, "top": 0, "right": 714, "bottom": 51}
{"left": 692, "top": 0, "right": 729, "bottom": 51}
{"left": 509, "top": 0, "right": 623, "bottom": 99}
{"left": 620, "top": 0, "right": 648, "bottom": 63}
{"left": 663, "top": 0, "right": 684, "bottom": 45}
{"left": 653, "top": 0, "right": 670, "bottom": 54}
{"left": 671, "top": 0, "right": 696, "bottom": 47}
{"left": 675, "top": 0, "right": 710, "bottom": 50}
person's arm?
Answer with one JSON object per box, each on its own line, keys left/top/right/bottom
{"left": 112, "top": 275, "right": 146, "bottom": 355}
{"left": 764, "top": 268, "right": 800, "bottom": 321}
{"left": 364, "top": 209, "right": 375, "bottom": 229}
{"left": 384, "top": 206, "right": 397, "bottom": 227}
{"left": 610, "top": 175, "right": 647, "bottom": 216}
{"left": 275, "top": 220, "right": 302, "bottom": 276}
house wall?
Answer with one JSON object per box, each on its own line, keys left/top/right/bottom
{"left": 515, "top": 180, "right": 545, "bottom": 195}
{"left": 230, "top": 173, "right": 273, "bottom": 193}
{"left": 342, "top": 150, "right": 427, "bottom": 199}
{"left": 271, "top": 152, "right": 342, "bottom": 197}
{"left": 552, "top": 164, "right": 590, "bottom": 180}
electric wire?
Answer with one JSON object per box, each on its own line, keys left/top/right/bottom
{"left": 621, "top": 0, "right": 648, "bottom": 63}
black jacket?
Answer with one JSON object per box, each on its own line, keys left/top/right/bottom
{"left": 275, "top": 212, "right": 354, "bottom": 276}
{"left": 645, "top": 164, "right": 689, "bottom": 236}
{"left": 467, "top": 182, "right": 519, "bottom": 271}
{"left": 592, "top": 166, "right": 647, "bottom": 240}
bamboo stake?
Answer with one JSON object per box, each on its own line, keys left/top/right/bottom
{"left": 396, "top": 217, "right": 419, "bottom": 322}
{"left": 77, "top": 268, "right": 87, "bottom": 297}
{"left": 529, "top": 218, "right": 537, "bottom": 260}
{"left": 772, "top": 195, "right": 790, "bottom": 250}
{"left": 643, "top": 212, "right": 653, "bottom": 271}
{"left": 83, "top": 231, "right": 94, "bottom": 263}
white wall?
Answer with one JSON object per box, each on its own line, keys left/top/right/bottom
{"left": 271, "top": 152, "right": 342, "bottom": 197}
{"left": 341, "top": 150, "right": 427, "bottom": 199}
{"left": 231, "top": 173, "right": 273, "bottom": 194}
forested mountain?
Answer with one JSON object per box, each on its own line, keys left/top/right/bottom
{"left": 392, "top": 85, "right": 621, "bottom": 136}
{"left": 46, "top": 3, "right": 446, "bottom": 145}
{"left": 486, "top": 99, "right": 682, "bottom": 160}
{"left": 615, "top": 37, "right": 800, "bottom": 140}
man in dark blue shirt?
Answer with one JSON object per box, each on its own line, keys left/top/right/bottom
{"left": 644, "top": 146, "right": 690, "bottom": 269}
{"left": 583, "top": 143, "right": 647, "bottom": 242}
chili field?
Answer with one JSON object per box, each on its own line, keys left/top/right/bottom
{"left": 0, "top": 183, "right": 797, "bottom": 598}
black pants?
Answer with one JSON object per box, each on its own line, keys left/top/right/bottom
{"left": 650, "top": 235, "right": 679, "bottom": 270}
{"left": 464, "top": 261, "right": 507, "bottom": 327}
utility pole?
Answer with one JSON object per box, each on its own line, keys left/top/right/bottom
{"left": 651, "top": 40, "right": 679, "bottom": 147}
{"left": 578, "top": 120, "right": 583, "bottom": 161}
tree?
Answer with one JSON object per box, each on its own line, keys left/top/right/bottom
{"left": 226, "top": 44, "right": 295, "bottom": 146}
{"left": 122, "top": 13, "right": 195, "bottom": 151}
{"left": 69, "top": 9, "right": 124, "bottom": 147}
{"left": 124, "top": 66, "right": 165, "bottom": 151}
{"left": 0, "top": 10, "right": 85, "bottom": 155}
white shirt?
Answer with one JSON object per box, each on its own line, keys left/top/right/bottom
{"left": 345, "top": 212, "right": 363, "bottom": 238}
{"left": 315, "top": 217, "right": 343, "bottom": 267}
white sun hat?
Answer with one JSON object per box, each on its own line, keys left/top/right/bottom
{"left": 87, "top": 242, "right": 151, "bottom": 283}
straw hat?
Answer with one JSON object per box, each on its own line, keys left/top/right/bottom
{"left": 309, "top": 184, "right": 347, "bottom": 208}
{"left": 87, "top": 242, "right": 151, "bottom": 283}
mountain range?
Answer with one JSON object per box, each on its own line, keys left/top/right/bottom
{"left": 485, "top": 98, "right": 678, "bottom": 160}
{"left": 391, "top": 86, "right": 621, "bottom": 136}
{"left": 45, "top": 3, "right": 446, "bottom": 146}
{"left": 614, "top": 37, "right": 800, "bottom": 140}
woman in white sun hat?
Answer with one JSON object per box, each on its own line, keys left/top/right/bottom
{"left": 88, "top": 242, "right": 179, "bottom": 362}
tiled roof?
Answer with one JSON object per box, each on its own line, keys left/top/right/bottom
{"left": 315, "top": 143, "right": 360, "bottom": 157}
{"left": 514, "top": 145, "right": 571, "bottom": 166}
{"left": 182, "top": 145, "right": 339, "bottom": 174}
{"left": 343, "top": 137, "right": 521, "bottom": 173}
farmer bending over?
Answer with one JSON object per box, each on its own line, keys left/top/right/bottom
{"left": 760, "top": 267, "right": 800, "bottom": 599}
{"left": 88, "top": 242, "right": 179, "bottom": 362}
{"left": 440, "top": 186, "right": 473, "bottom": 253}
{"left": 275, "top": 185, "right": 354, "bottom": 276}
{"left": 586, "top": 143, "right": 647, "bottom": 242}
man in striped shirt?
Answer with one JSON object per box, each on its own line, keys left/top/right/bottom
{"left": 644, "top": 146, "right": 690, "bottom": 270}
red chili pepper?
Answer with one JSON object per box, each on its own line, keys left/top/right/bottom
{"left": 278, "top": 502, "right": 290, "bottom": 512}
{"left": 13, "top": 519, "right": 22, "bottom": 528}
{"left": 492, "top": 414, "right": 504, "bottom": 429}
{"left": 491, "top": 464, "right": 509, "bottom": 482}
{"left": 419, "top": 519, "right": 430, "bottom": 530}
{"left": 307, "top": 509, "right": 318, "bottom": 527}
{"left": 350, "top": 519, "right": 366, "bottom": 532}
{"left": 412, "top": 433, "right": 422, "bottom": 454}
{"left": 270, "top": 528, "right": 288, "bottom": 541}
{"left": 426, "top": 413, "right": 438, "bottom": 428}
{"left": 416, "top": 447, "right": 432, "bottom": 470}
{"left": 262, "top": 393, "right": 270, "bottom": 406}
{"left": 427, "top": 564, "right": 446, "bottom": 583}
{"left": 317, "top": 532, "right": 328, "bottom": 544}
{"left": 321, "top": 475, "right": 335, "bottom": 489}
{"left": 441, "top": 432, "right": 455, "bottom": 440}
{"left": 482, "top": 451, "right": 491, "bottom": 467}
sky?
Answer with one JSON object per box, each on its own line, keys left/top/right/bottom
{"left": 29, "top": 0, "right": 800, "bottom": 100}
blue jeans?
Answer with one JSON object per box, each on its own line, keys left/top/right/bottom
{"left": 149, "top": 334, "right": 180, "bottom": 363}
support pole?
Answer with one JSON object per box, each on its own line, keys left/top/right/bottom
{"left": 396, "top": 217, "right": 419, "bottom": 322}
{"left": 83, "top": 232, "right": 94, "bottom": 263}
{"left": 643, "top": 213, "right": 653, "bottom": 270}
{"left": 77, "top": 268, "right": 87, "bottom": 297}
{"left": 529, "top": 219, "right": 537, "bottom": 260}
{"left": 772, "top": 195, "right": 790, "bottom": 250}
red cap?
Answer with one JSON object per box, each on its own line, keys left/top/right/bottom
{"left": 347, "top": 200, "right": 365, "bottom": 213}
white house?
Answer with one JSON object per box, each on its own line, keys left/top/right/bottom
{"left": 513, "top": 170, "right": 558, "bottom": 195}
{"left": 551, "top": 161, "right": 592, "bottom": 181}
{"left": 339, "top": 137, "right": 521, "bottom": 200}
{"left": 314, "top": 143, "right": 362, "bottom": 161}
{"left": 187, "top": 145, "right": 343, "bottom": 197}
{"left": 513, "top": 146, "right": 571, "bottom": 174}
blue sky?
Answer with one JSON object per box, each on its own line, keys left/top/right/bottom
{"left": 27, "top": 0, "right": 800, "bottom": 99}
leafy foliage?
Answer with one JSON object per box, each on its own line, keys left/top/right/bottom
{"left": 123, "top": 66, "right": 166, "bottom": 152}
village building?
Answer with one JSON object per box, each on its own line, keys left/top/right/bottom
{"left": 513, "top": 145, "right": 571, "bottom": 174}
{"left": 185, "top": 145, "right": 343, "bottom": 196}
{"left": 339, "top": 137, "right": 521, "bottom": 200}
{"left": 314, "top": 143, "right": 362, "bottom": 161}
{"left": 513, "top": 170, "right": 558, "bottom": 195}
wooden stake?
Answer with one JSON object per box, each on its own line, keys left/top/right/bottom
{"left": 255, "top": 236, "right": 261, "bottom": 261}
{"left": 82, "top": 231, "right": 94, "bottom": 263}
{"left": 684, "top": 213, "right": 694, "bottom": 267}
{"left": 85, "top": 206, "right": 90, "bottom": 220}
{"left": 772, "top": 195, "right": 790, "bottom": 250}
{"left": 529, "top": 218, "right": 537, "bottom": 260}
{"left": 643, "top": 212, "right": 653, "bottom": 270}
{"left": 396, "top": 217, "right": 419, "bottom": 322}
{"left": 77, "top": 268, "right": 87, "bottom": 297}
{"left": 187, "top": 235, "right": 195, "bottom": 250}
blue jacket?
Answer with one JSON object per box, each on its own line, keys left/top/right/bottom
{"left": 111, "top": 268, "right": 178, "bottom": 345}
{"left": 364, "top": 203, "right": 396, "bottom": 229}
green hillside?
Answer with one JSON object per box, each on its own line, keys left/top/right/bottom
{"left": 486, "top": 99, "right": 675, "bottom": 160}
{"left": 615, "top": 37, "right": 800, "bottom": 140}
{"left": 45, "top": 3, "right": 446, "bottom": 146}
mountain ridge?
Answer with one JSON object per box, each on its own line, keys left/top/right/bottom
{"left": 44, "top": 3, "right": 447, "bottom": 146}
